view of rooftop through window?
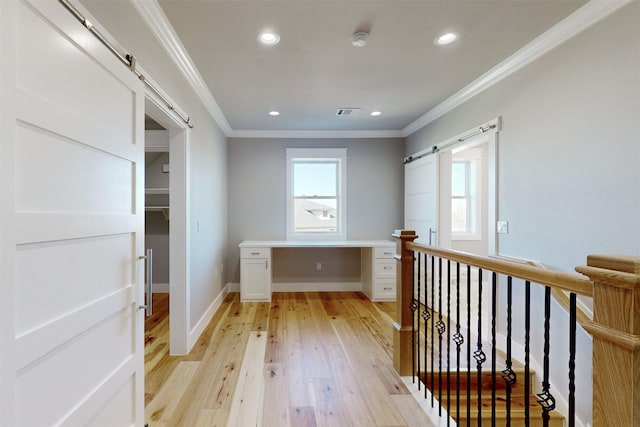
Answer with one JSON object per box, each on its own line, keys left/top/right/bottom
{"left": 293, "top": 161, "right": 338, "bottom": 232}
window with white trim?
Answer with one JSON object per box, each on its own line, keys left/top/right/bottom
{"left": 286, "top": 148, "right": 347, "bottom": 240}
{"left": 451, "top": 160, "right": 470, "bottom": 233}
{"left": 451, "top": 147, "right": 482, "bottom": 239}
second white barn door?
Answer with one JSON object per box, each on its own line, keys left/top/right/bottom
{"left": 405, "top": 154, "right": 439, "bottom": 246}
{"left": 0, "top": 0, "right": 145, "bottom": 425}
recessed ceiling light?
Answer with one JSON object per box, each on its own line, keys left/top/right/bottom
{"left": 435, "top": 32, "right": 460, "bottom": 46}
{"left": 259, "top": 31, "right": 280, "bottom": 45}
{"left": 269, "top": 110, "right": 280, "bottom": 116}
{"left": 370, "top": 111, "right": 382, "bottom": 117}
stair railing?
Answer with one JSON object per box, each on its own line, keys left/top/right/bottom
{"left": 392, "top": 230, "right": 640, "bottom": 427}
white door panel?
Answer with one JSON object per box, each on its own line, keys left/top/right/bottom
{"left": 405, "top": 154, "right": 439, "bottom": 305}
{"left": 15, "top": 122, "right": 134, "bottom": 214}
{"left": 15, "top": 234, "right": 133, "bottom": 335}
{"left": 16, "top": 2, "right": 135, "bottom": 144}
{"left": 15, "top": 308, "right": 135, "bottom": 426}
{"left": 1, "top": 1, "right": 144, "bottom": 426}
{"left": 404, "top": 154, "right": 439, "bottom": 245}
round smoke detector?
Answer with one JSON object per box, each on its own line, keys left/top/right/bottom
{"left": 351, "top": 32, "right": 369, "bottom": 47}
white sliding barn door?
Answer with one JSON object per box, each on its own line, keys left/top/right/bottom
{"left": 404, "top": 154, "right": 439, "bottom": 245}
{"left": 0, "top": 1, "right": 145, "bottom": 426}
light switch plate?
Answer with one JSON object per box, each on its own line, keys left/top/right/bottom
{"left": 162, "top": 163, "right": 170, "bottom": 173}
{"left": 497, "top": 221, "right": 509, "bottom": 234}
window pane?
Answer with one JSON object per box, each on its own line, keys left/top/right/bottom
{"left": 294, "top": 197, "right": 337, "bottom": 232}
{"left": 451, "top": 162, "right": 467, "bottom": 197}
{"left": 451, "top": 198, "right": 467, "bottom": 232}
{"left": 293, "top": 161, "right": 337, "bottom": 197}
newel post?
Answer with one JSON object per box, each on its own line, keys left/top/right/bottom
{"left": 392, "top": 230, "right": 418, "bottom": 376}
{"left": 576, "top": 255, "right": 640, "bottom": 427}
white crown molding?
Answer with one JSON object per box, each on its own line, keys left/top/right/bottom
{"left": 131, "top": 0, "right": 629, "bottom": 140}
{"left": 228, "top": 129, "right": 404, "bottom": 139}
{"left": 130, "top": 0, "right": 232, "bottom": 135}
{"left": 402, "top": 0, "right": 632, "bottom": 137}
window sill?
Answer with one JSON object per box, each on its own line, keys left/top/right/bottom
{"left": 451, "top": 233, "right": 482, "bottom": 241}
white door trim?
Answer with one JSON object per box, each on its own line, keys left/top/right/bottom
{"left": 144, "top": 95, "right": 191, "bottom": 355}
{"left": 405, "top": 117, "right": 500, "bottom": 256}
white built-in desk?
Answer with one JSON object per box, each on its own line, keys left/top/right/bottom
{"left": 239, "top": 240, "right": 396, "bottom": 302}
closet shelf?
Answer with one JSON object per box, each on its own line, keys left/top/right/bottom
{"left": 146, "top": 206, "right": 169, "bottom": 220}
{"left": 145, "top": 188, "right": 169, "bottom": 220}
{"left": 145, "top": 188, "right": 169, "bottom": 195}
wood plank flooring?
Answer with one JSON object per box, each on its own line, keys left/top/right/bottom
{"left": 144, "top": 292, "right": 434, "bottom": 427}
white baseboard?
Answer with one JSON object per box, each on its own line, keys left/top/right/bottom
{"left": 152, "top": 283, "right": 169, "bottom": 293}
{"left": 225, "top": 282, "right": 363, "bottom": 293}
{"left": 272, "top": 282, "right": 362, "bottom": 292}
{"left": 187, "top": 283, "right": 233, "bottom": 351}
{"left": 401, "top": 376, "right": 456, "bottom": 427}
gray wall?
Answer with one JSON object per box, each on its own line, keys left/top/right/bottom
{"left": 227, "top": 137, "right": 405, "bottom": 282}
{"left": 145, "top": 211, "right": 170, "bottom": 285}
{"left": 145, "top": 151, "right": 170, "bottom": 285}
{"left": 406, "top": 3, "right": 639, "bottom": 425}
{"left": 407, "top": 3, "right": 640, "bottom": 270}
{"left": 272, "top": 248, "right": 361, "bottom": 284}
{"left": 81, "top": 0, "right": 228, "bottom": 331}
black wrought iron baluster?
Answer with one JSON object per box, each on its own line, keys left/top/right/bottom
{"left": 537, "top": 286, "right": 556, "bottom": 427}
{"left": 569, "top": 293, "right": 577, "bottom": 427}
{"left": 473, "top": 268, "right": 486, "bottom": 427}
{"left": 416, "top": 253, "right": 421, "bottom": 391}
{"left": 446, "top": 260, "right": 451, "bottom": 426}
{"left": 491, "top": 272, "right": 497, "bottom": 427}
{"left": 431, "top": 254, "right": 436, "bottom": 407}
{"left": 466, "top": 264, "right": 471, "bottom": 427}
{"left": 423, "top": 254, "right": 430, "bottom": 400}
{"left": 501, "top": 276, "right": 516, "bottom": 427}
{"left": 437, "top": 258, "right": 446, "bottom": 416}
{"left": 453, "top": 262, "right": 464, "bottom": 424}
{"left": 524, "top": 281, "right": 531, "bottom": 427}
{"left": 410, "top": 251, "right": 417, "bottom": 385}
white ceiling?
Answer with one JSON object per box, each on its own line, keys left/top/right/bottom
{"left": 79, "top": 0, "right": 598, "bottom": 136}
{"left": 152, "top": 0, "right": 586, "bottom": 134}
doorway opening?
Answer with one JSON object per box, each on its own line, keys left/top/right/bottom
{"left": 404, "top": 119, "right": 499, "bottom": 338}
{"left": 144, "top": 96, "right": 190, "bottom": 356}
{"left": 439, "top": 137, "right": 491, "bottom": 256}
{"left": 144, "top": 115, "right": 170, "bottom": 353}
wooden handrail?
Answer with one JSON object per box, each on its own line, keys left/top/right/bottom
{"left": 407, "top": 241, "right": 593, "bottom": 296}
{"left": 492, "top": 253, "right": 593, "bottom": 327}
{"left": 394, "top": 230, "right": 640, "bottom": 427}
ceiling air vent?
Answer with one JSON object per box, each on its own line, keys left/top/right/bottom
{"left": 336, "top": 108, "right": 361, "bottom": 116}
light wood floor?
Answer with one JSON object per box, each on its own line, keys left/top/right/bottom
{"left": 144, "top": 291, "right": 434, "bottom": 427}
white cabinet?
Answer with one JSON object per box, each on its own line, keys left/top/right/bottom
{"left": 362, "top": 245, "right": 396, "bottom": 301}
{"left": 240, "top": 247, "right": 271, "bottom": 301}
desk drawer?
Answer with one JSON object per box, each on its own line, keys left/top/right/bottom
{"left": 240, "top": 247, "right": 270, "bottom": 259}
{"left": 376, "top": 280, "right": 396, "bottom": 298}
{"left": 374, "top": 247, "right": 395, "bottom": 259}
{"left": 375, "top": 260, "right": 396, "bottom": 278}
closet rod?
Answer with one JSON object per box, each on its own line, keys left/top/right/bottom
{"left": 58, "top": 0, "right": 194, "bottom": 129}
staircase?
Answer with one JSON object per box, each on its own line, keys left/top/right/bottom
{"left": 419, "top": 367, "right": 564, "bottom": 426}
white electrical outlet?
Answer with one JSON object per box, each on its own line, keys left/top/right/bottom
{"left": 497, "top": 220, "right": 509, "bottom": 234}
{"left": 316, "top": 262, "right": 322, "bottom": 271}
